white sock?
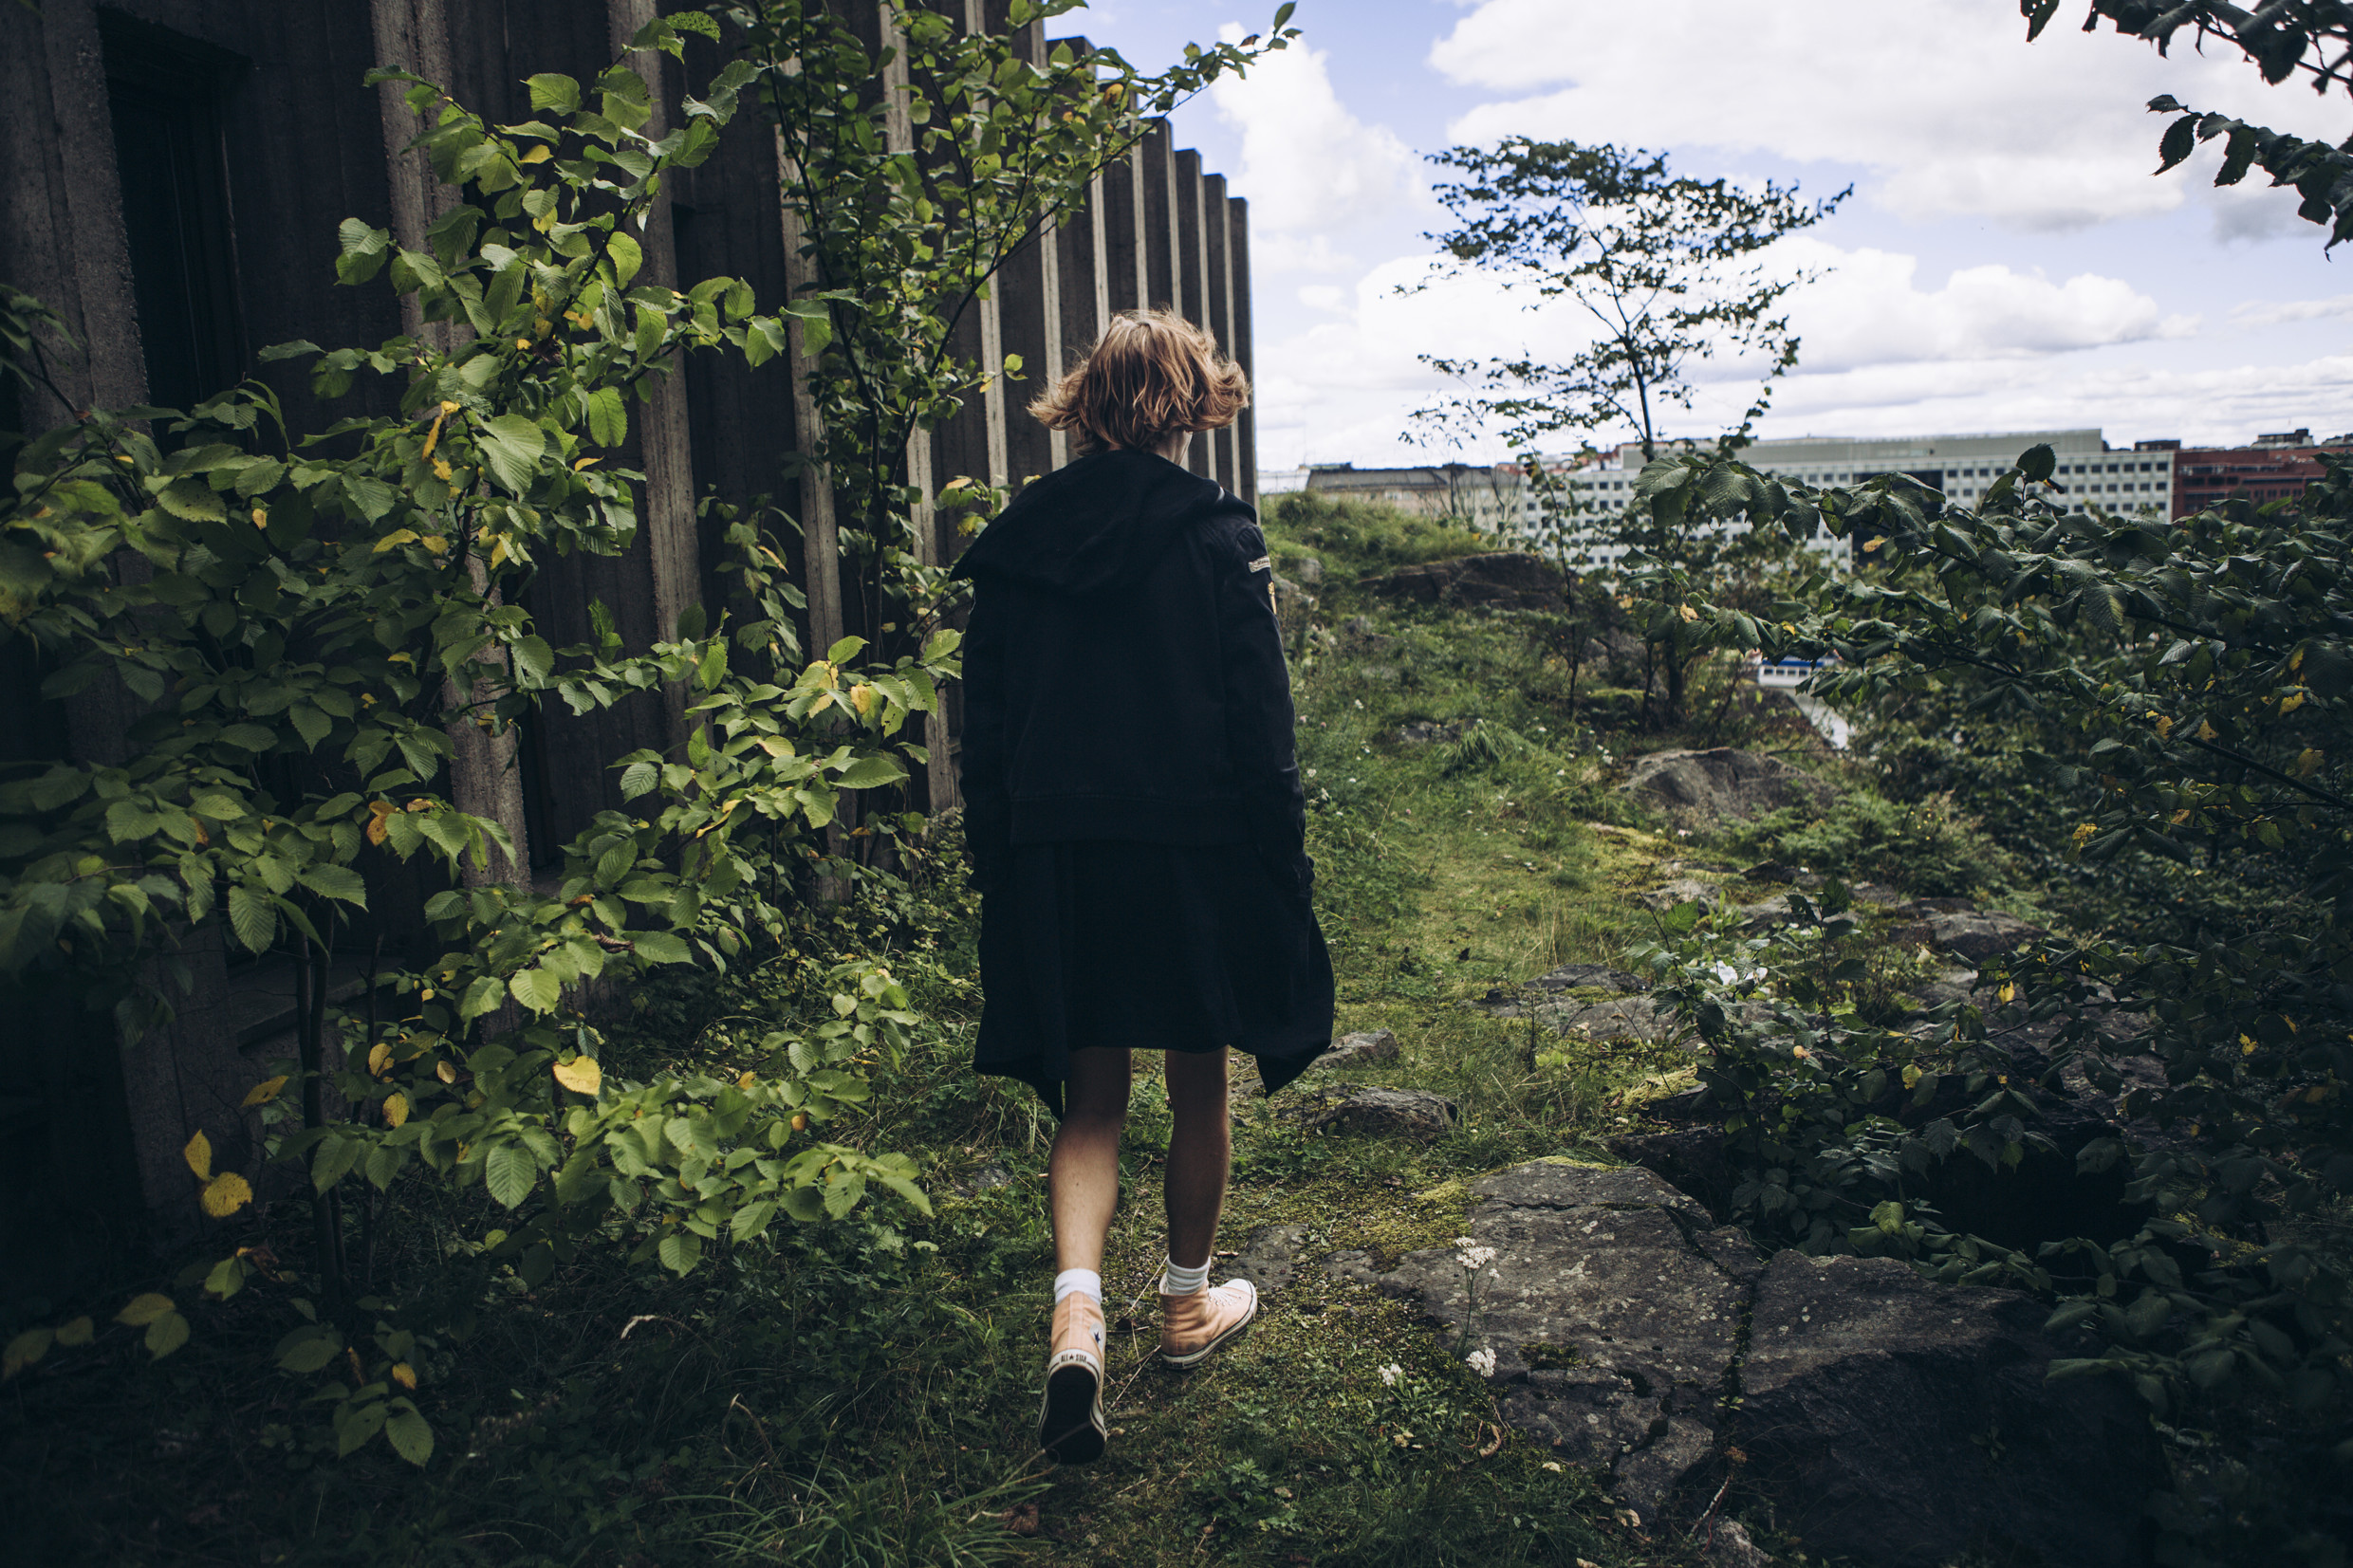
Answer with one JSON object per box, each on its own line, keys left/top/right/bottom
{"left": 1159, "top": 1253, "right": 1212, "bottom": 1296}
{"left": 1052, "top": 1268, "right": 1102, "bottom": 1309}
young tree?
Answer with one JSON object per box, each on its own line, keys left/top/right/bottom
{"left": 1409, "top": 140, "right": 1844, "bottom": 722}
{"left": 1414, "top": 139, "right": 1844, "bottom": 463}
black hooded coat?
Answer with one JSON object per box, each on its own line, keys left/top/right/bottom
{"left": 951, "top": 448, "right": 1334, "bottom": 1113}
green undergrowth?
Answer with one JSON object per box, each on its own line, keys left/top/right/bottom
{"left": 9, "top": 503, "right": 1913, "bottom": 1567}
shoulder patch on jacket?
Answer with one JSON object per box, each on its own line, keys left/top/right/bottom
{"left": 1246, "top": 554, "right": 1271, "bottom": 574}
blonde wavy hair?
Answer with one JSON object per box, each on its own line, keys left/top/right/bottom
{"left": 1028, "top": 308, "right": 1251, "bottom": 455}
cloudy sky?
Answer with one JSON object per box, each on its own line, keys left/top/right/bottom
{"left": 1076, "top": 0, "right": 2353, "bottom": 470}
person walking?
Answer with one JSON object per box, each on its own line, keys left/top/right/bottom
{"left": 950, "top": 309, "right": 1334, "bottom": 1465}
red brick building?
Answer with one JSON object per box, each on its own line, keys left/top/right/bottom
{"left": 2171, "top": 430, "right": 2348, "bottom": 517}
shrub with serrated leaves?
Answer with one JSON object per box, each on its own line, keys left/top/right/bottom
{"left": 0, "top": 21, "right": 954, "bottom": 1467}
{"left": 1628, "top": 437, "right": 2351, "bottom": 1564}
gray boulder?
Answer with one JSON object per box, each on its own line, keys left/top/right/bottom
{"left": 1326, "top": 1160, "right": 1760, "bottom": 1521}
{"left": 1621, "top": 748, "right": 1838, "bottom": 823}
{"left": 1313, "top": 1028, "right": 1400, "bottom": 1070}
{"left": 1290, "top": 1085, "right": 1456, "bottom": 1140}
{"left": 1636, "top": 876, "right": 1722, "bottom": 913}
{"left": 1893, "top": 909, "right": 2045, "bottom": 965}
{"left": 1368, "top": 551, "right": 1568, "bottom": 613}
{"left": 1480, "top": 964, "right": 1649, "bottom": 1008}
{"left": 1698, "top": 1520, "right": 1775, "bottom": 1568}
{"left": 1535, "top": 994, "right": 1691, "bottom": 1047}
{"left": 1738, "top": 1250, "right": 2155, "bottom": 1568}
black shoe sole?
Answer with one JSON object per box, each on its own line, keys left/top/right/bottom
{"left": 1038, "top": 1362, "right": 1105, "bottom": 1465}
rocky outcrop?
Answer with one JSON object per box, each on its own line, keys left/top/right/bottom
{"left": 1621, "top": 748, "right": 1838, "bottom": 823}
{"left": 1325, "top": 1161, "right": 1756, "bottom": 1522}
{"left": 1225, "top": 1223, "right": 1311, "bottom": 1294}
{"left": 1740, "top": 1251, "right": 2155, "bottom": 1568}
{"left": 1368, "top": 552, "right": 1568, "bottom": 613}
{"left": 1326, "top": 1160, "right": 2159, "bottom": 1564}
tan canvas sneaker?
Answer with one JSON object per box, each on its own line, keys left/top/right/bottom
{"left": 1158, "top": 1278, "right": 1258, "bottom": 1366}
{"left": 1037, "top": 1292, "right": 1107, "bottom": 1463}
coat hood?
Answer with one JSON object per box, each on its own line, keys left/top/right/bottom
{"left": 950, "top": 448, "right": 1238, "bottom": 597}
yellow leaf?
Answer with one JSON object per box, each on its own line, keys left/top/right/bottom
{"left": 757, "top": 737, "right": 794, "bottom": 758}
{"left": 4, "top": 1328, "right": 51, "bottom": 1378}
{"left": 1901, "top": 1065, "right": 1920, "bottom": 1088}
{"left": 115, "top": 1293, "right": 176, "bottom": 1328}
{"left": 2297, "top": 747, "right": 2325, "bottom": 776}
{"left": 183, "top": 1130, "right": 213, "bottom": 1181}
{"left": 2154, "top": 715, "right": 2173, "bottom": 740}
{"left": 736, "top": 1071, "right": 757, "bottom": 1090}
{"left": 2196, "top": 719, "right": 2217, "bottom": 741}
{"left": 2281, "top": 689, "right": 2306, "bottom": 714}
{"left": 552, "top": 1056, "right": 602, "bottom": 1096}
{"left": 432, "top": 457, "right": 453, "bottom": 482}
{"left": 372, "top": 527, "right": 421, "bottom": 555}
{"left": 1862, "top": 537, "right": 1885, "bottom": 551}
{"left": 368, "top": 1042, "right": 393, "bottom": 1077}
{"left": 1677, "top": 604, "right": 1698, "bottom": 622}
{"left": 1998, "top": 982, "right": 2015, "bottom": 1005}
{"left": 251, "top": 507, "right": 269, "bottom": 529}
{"left": 518, "top": 145, "right": 552, "bottom": 165}
{"left": 850, "top": 683, "right": 877, "bottom": 717}
{"left": 573, "top": 456, "right": 600, "bottom": 470}
{"left": 392, "top": 1361, "right": 418, "bottom": 1390}
{"left": 53, "top": 1317, "right": 92, "bottom": 1348}
{"left": 200, "top": 1172, "right": 252, "bottom": 1218}
{"left": 383, "top": 1092, "right": 409, "bottom": 1129}
{"left": 420, "top": 535, "right": 448, "bottom": 556}
{"left": 242, "top": 1075, "right": 288, "bottom": 1108}
{"left": 435, "top": 1061, "right": 457, "bottom": 1084}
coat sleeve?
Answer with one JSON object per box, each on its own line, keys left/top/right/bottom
{"left": 956, "top": 581, "right": 1012, "bottom": 892}
{"left": 1214, "top": 514, "right": 1312, "bottom": 902}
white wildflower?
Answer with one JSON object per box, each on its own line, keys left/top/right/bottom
{"left": 1379, "top": 1361, "right": 1403, "bottom": 1387}
{"left": 1710, "top": 960, "right": 1739, "bottom": 986}
{"left": 1454, "top": 1237, "right": 1498, "bottom": 1272}
{"left": 1467, "top": 1346, "right": 1497, "bottom": 1377}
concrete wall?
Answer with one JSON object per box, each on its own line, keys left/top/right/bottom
{"left": 0, "top": 0, "right": 1255, "bottom": 1248}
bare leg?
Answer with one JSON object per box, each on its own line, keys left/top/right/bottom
{"left": 1048, "top": 1047, "right": 1132, "bottom": 1274}
{"left": 1162, "top": 1048, "right": 1232, "bottom": 1269}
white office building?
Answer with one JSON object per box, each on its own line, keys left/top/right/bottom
{"left": 1533, "top": 428, "right": 2177, "bottom": 570}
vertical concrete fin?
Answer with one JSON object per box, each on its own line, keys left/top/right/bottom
{"left": 1230, "top": 196, "right": 1257, "bottom": 506}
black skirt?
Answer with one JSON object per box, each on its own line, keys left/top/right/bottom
{"left": 973, "top": 839, "right": 1335, "bottom": 1116}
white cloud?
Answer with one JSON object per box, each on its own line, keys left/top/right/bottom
{"left": 1777, "top": 240, "right": 2195, "bottom": 372}
{"left": 1244, "top": 239, "right": 2213, "bottom": 466}
{"left": 1430, "top": 0, "right": 2347, "bottom": 232}
{"left": 2231, "top": 293, "right": 2353, "bottom": 326}
{"left": 1209, "top": 25, "right": 1420, "bottom": 240}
